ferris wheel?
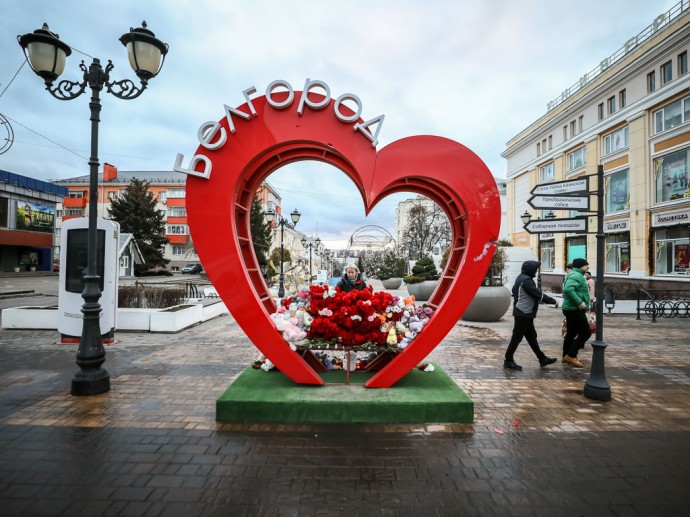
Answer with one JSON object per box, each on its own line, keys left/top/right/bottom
{"left": 0, "top": 113, "right": 14, "bottom": 155}
{"left": 347, "top": 225, "right": 396, "bottom": 250}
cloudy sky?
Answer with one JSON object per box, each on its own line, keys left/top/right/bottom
{"left": 0, "top": 0, "right": 679, "bottom": 248}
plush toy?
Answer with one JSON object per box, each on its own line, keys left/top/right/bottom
{"left": 386, "top": 327, "right": 398, "bottom": 345}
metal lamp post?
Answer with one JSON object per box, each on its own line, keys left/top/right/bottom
{"left": 266, "top": 208, "right": 301, "bottom": 298}
{"left": 300, "top": 236, "right": 320, "bottom": 283}
{"left": 18, "top": 22, "right": 168, "bottom": 396}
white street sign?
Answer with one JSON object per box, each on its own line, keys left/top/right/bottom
{"left": 528, "top": 194, "right": 590, "bottom": 211}
{"left": 524, "top": 217, "right": 588, "bottom": 234}
{"left": 531, "top": 177, "right": 589, "bottom": 196}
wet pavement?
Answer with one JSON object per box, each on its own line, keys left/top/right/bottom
{"left": 0, "top": 277, "right": 689, "bottom": 516}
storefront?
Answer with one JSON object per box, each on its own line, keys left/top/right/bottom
{"left": 604, "top": 219, "right": 630, "bottom": 274}
{"left": 539, "top": 234, "right": 555, "bottom": 270}
{"left": 652, "top": 208, "right": 690, "bottom": 277}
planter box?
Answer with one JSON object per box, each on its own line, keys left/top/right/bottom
{"left": 462, "top": 285, "right": 512, "bottom": 322}
{"left": 381, "top": 278, "right": 403, "bottom": 290}
{"left": 149, "top": 304, "right": 203, "bottom": 332}
{"left": 2, "top": 306, "right": 58, "bottom": 329}
{"left": 117, "top": 308, "right": 152, "bottom": 331}
{"left": 406, "top": 280, "right": 438, "bottom": 302}
{"left": 201, "top": 300, "right": 229, "bottom": 321}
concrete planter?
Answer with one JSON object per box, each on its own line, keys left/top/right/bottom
{"left": 462, "top": 285, "right": 512, "bottom": 322}
{"left": 149, "top": 304, "right": 203, "bottom": 332}
{"left": 381, "top": 278, "right": 403, "bottom": 290}
{"left": 117, "top": 308, "right": 152, "bottom": 331}
{"left": 201, "top": 300, "right": 229, "bottom": 322}
{"left": 406, "top": 280, "right": 438, "bottom": 302}
{"left": 1, "top": 306, "right": 58, "bottom": 329}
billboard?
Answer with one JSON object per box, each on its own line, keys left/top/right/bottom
{"left": 16, "top": 201, "right": 55, "bottom": 233}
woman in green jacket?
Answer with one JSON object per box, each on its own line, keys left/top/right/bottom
{"left": 561, "top": 258, "right": 591, "bottom": 367}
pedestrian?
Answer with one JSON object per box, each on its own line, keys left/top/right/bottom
{"left": 336, "top": 263, "right": 367, "bottom": 292}
{"left": 503, "top": 260, "right": 559, "bottom": 371}
{"left": 585, "top": 271, "right": 596, "bottom": 311}
{"left": 561, "top": 258, "right": 592, "bottom": 367}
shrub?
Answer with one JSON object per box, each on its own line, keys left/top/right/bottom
{"left": 404, "top": 255, "right": 439, "bottom": 284}
{"left": 377, "top": 252, "right": 406, "bottom": 280}
{"left": 118, "top": 285, "right": 185, "bottom": 308}
{"left": 484, "top": 247, "right": 507, "bottom": 286}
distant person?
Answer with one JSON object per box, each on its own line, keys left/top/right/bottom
{"left": 561, "top": 258, "right": 592, "bottom": 367}
{"left": 585, "top": 271, "right": 596, "bottom": 311}
{"left": 503, "top": 260, "right": 559, "bottom": 371}
{"left": 563, "top": 263, "right": 573, "bottom": 289}
{"left": 336, "top": 264, "right": 367, "bottom": 292}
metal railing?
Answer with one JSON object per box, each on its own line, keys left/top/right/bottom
{"left": 636, "top": 289, "right": 690, "bottom": 322}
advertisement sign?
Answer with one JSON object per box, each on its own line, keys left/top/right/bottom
{"left": 675, "top": 244, "right": 689, "bottom": 274}
{"left": 16, "top": 201, "right": 56, "bottom": 233}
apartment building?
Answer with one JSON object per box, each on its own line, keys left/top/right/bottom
{"left": 503, "top": 1, "right": 690, "bottom": 291}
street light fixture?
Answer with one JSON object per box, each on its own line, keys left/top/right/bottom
{"left": 521, "top": 211, "right": 532, "bottom": 225}
{"left": 545, "top": 210, "right": 556, "bottom": 219}
{"left": 265, "top": 208, "right": 301, "bottom": 297}
{"left": 18, "top": 22, "right": 168, "bottom": 396}
{"left": 300, "top": 236, "right": 320, "bottom": 283}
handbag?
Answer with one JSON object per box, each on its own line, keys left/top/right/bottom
{"left": 586, "top": 311, "right": 596, "bottom": 332}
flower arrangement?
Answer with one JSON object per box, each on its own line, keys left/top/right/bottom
{"left": 269, "top": 284, "right": 435, "bottom": 350}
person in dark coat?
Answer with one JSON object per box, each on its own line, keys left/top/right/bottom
{"left": 503, "top": 260, "right": 559, "bottom": 370}
{"left": 336, "top": 263, "right": 367, "bottom": 292}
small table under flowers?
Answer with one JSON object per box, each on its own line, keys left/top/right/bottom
{"left": 270, "top": 284, "right": 435, "bottom": 384}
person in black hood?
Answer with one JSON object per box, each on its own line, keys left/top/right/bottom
{"left": 503, "top": 260, "right": 559, "bottom": 370}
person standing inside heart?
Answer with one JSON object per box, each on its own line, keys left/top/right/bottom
{"left": 337, "top": 264, "right": 367, "bottom": 292}
{"left": 503, "top": 260, "right": 559, "bottom": 371}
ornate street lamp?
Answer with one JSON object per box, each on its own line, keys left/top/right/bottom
{"left": 18, "top": 22, "right": 168, "bottom": 396}
{"left": 521, "top": 211, "right": 532, "bottom": 225}
{"left": 300, "top": 236, "right": 320, "bottom": 283}
{"left": 265, "top": 208, "right": 301, "bottom": 297}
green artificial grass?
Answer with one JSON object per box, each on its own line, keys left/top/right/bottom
{"left": 216, "top": 363, "right": 473, "bottom": 424}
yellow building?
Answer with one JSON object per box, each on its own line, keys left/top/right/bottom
{"left": 504, "top": 2, "right": 690, "bottom": 292}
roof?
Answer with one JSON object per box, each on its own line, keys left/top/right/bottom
{"left": 119, "top": 233, "right": 145, "bottom": 264}
{"left": 1, "top": 169, "right": 67, "bottom": 196}
{"left": 54, "top": 170, "right": 186, "bottom": 186}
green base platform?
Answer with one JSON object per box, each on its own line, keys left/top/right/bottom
{"left": 216, "top": 363, "right": 473, "bottom": 424}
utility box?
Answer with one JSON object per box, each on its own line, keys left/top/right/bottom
{"left": 58, "top": 218, "right": 120, "bottom": 342}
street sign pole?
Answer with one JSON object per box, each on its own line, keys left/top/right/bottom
{"left": 584, "top": 164, "right": 611, "bottom": 401}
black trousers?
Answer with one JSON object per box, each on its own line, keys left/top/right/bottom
{"left": 504, "top": 316, "right": 547, "bottom": 362}
{"left": 562, "top": 309, "right": 592, "bottom": 358}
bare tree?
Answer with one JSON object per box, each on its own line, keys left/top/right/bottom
{"left": 399, "top": 200, "right": 450, "bottom": 261}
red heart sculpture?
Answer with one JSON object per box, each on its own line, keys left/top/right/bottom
{"left": 185, "top": 94, "right": 500, "bottom": 388}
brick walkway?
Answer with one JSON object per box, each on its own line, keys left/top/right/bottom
{"left": 0, "top": 304, "right": 689, "bottom": 515}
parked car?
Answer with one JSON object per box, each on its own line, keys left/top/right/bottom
{"left": 52, "top": 264, "right": 60, "bottom": 272}
{"left": 181, "top": 263, "right": 203, "bottom": 274}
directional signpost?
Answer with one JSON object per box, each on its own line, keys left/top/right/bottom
{"left": 528, "top": 194, "right": 590, "bottom": 211}
{"left": 523, "top": 166, "right": 610, "bottom": 402}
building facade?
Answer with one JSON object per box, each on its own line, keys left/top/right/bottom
{"left": 0, "top": 170, "right": 66, "bottom": 272}
{"left": 503, "top": 2, "right": 690, "bottom": 291}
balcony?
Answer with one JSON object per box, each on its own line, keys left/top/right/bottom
{"left": 166, "top": 234, "right": 188, "bottom": 245}
{"left": 63, "top": 197, "right": 87, "bottom": 208}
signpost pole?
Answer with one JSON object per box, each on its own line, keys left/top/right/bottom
{"left": 584, "top": 164, "right": 611, "bottom": 401}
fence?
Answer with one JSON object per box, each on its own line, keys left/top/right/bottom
{"left": 636, "top": 289, "right": 690, "bottom": 322}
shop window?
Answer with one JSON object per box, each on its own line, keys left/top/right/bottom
{"left": 605, "top": 234, "right": 630, "bottom": 273}
{"left": 655, "top": 228, "right": 690, "bottom": 275}
{"left": 0, "top": 197, "right": 8, "bottom": 227}
{"left": 605, "top": 169, "right": 630, "bottom": 213}
{"left": 653, "top": 95, "right": 690, "bottom": 133}
{"left": 567, "top": 147, "right": 586, "bottom": 171}
{"left": 540, "top": 162, "right": 554, "bottom": 182}
{"left": 566, "top": 237, "right": 587, "bottom": 264}
{"left": 661, "top": 61, "right": 673, "bottom": 85}
{"left": 654, "top": 147, "right": 690, "bottom": 202}
{"left": 679, "top": 51, "right": 688, "bottom": 76}
{"left": 647, "top": 71, "right": 656, "bottom": 93}
{"left": 603, "top": 126, "right": 629, "bottom": 155}
{"left": 540, "top": 241, "right": 555, "bottom": 270}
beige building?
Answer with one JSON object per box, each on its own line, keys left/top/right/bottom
{"left": 503, "top": 2, "right": 690, "bottom": 291}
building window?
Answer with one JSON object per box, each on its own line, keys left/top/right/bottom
{"left": 172, "top": 245, "right": 186, "bottom": 255}
{"left": 566, "top": 236, "right": 587, "bottom": 264}
{"left": 679, "top": 51, "right": 688, "bottom": 76}
{"left": 563, "top": 125, "right": 568, "bottom": 140}
{"left": 567, "top": 147, "right": 586, "bottom": 171}
{"left": 578, "top": 115, "right": 584, "bottom": 133}
{"left": 108, "top": 191, "right": 117, "bottom": 201}
{"left": 168, "top": 207, "right": 187, "bottom": 217}
{"left": 68, "top": 191, "right": 85, "bottom": 198}
{"left": 655, "top": 227, "right": 690, "bottom": 275}
{"left": 619, "top": 89, "right": 626, "bottom": 109}
{"left": 548, "top": 135, "right": 552, "bottom": 150}
{"left": 598, "top": 103, "right": 604, "bottom": 121}
{"left": 603, "top": 126, "right": 629, "bottom": 155}
{"left": 607, "top": 96, "right": 616, "bottom": 115}
{"left": 536, "top": 142, "right": 541, "bottom": 156}
{"left": 65, "top": 208, "right": 84, "bottom": 216}
{"left": 55, "top": 228, "right": 61, "bottom": 238}
{"left": 166, "top": 225, "right": 188, "bottom": 234}
{"left": 647, "top": 71, "right": 656, "bottom": 93}
{"left": 167, "top": 189, "right": 185, "bottom": 198}
{"left": 569, "top": 120, "right": 576, "bottom": 137}
{"left": 605, "top": 169, "right": 630, "bottom": 213}
{"left": 540, "top": 163, "right": 554, "bottom": 182}
{"left": 655, "top": 147, "right": 690, "bottom": 203}
{"left": 159, "top": 192, "right": 167, "bottom": 204}
{"left": 606, "top": 233, "right": 630, "bottom": 273}
{"left": 661, "top": 61, "right": 673, "bottom": 85}
{"left": 540, "top": 240, "right": 555, "bottom": 270}
{"left": 56, "top": 209, "right": 62, "bottom": 218}
{"left": 120, "top": 256, "right": 130, "bottom": 270}
{"left": 654, "top": 95, "right": 690, "bottom": 133}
